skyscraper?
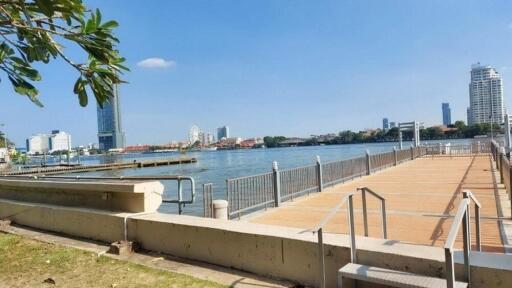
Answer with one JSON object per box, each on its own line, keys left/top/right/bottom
{"left": 217, "top": 126, "right": 230, "bottom": 140}
{"left": 382, "top": 118, "right": 389, "bottom": 130}
{"left": 467, "top": 64, "right": 505, "bottom": 125}
{"left": 97, "top": 86, "right": 125, "bottom": 151}
{"left": 442, "top": 103, "right": 451, "bottom": 126}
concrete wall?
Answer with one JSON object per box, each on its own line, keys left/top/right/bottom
{"left": 0, "top": 197, "right": 511, "bottom": 287}
{"left": 0, "top": 178, "right": 163, "bottom": 213}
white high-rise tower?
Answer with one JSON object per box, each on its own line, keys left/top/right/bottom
{"left": 467, "top": 64, "right": 505, "bottom": 125}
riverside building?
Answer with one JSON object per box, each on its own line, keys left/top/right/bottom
{"left": 442, "top": 103, "right": 451, "bottom": 126}
{"left": 97, "top": 86, "right": 125, "bottom": 151}
{"left": 467, "top": 64, "right": 505, "bottom": 125}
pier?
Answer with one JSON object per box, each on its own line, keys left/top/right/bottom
{"left": 2, "top": 157, "right": 197, "bottom": 176}
{"left": 248, "top": 153, "right": 510, "bottom": 253}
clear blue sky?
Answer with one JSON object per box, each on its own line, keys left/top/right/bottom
{"left": 2, "top": 0, "right": 512, "bottom": 146}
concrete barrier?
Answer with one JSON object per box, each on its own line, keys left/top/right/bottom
{"left": 0, "top": 179, "right": 511, "bottom": 287}
{"left": 0, "top": 178, "right": 164, "bottom": 213}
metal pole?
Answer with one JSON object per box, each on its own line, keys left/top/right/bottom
{"left": 510, "top": 164, "right": 512, "bottom": 220}
{"left": 317, "top": 228, "right": 325, "bottom": 288}
{"left": 272, "top": 161, "right": 281, "bottom": 207}
{"left": 316, "top": 156, "right": 323, "bottom": 192}
{"left": 365, "top": 149, "right": 371, "bottom": 175}
{"left": 507, "top": 115, "right": 512, "bottom": 151}
{"left": 393, "top": 147, "right": 398, "bottom": 166}
{"left": 362, "top": 188, "right": 368, "bottom": 237}
{"left": 178, "top": 179, "right": 183, "bottom": 214}
{"left": 398, "top": 129, "right": 403, "bottom": 150}
{"left": 462, "top": 208, "right": 471, "bottom": 285}
{"left": 410, "top": 145, "right": 414, "bottom": 160}
{"left": 348, "top": 194, "right": 357, "bottom": 263}
{"left": 381, "top": 198, "right": 388, "bottom": 239}
{"left": 445, "top": 247, "right": 455, "bottom": 288}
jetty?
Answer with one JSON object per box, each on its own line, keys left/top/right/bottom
{"left": 2, "top": 157, "right": 197, "bottom": 176}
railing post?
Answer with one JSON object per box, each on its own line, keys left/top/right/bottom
{"left": 410, "top": 145, "right": 414, "bottom": 160}
{"left": 347, "top": 194, "right": 357, "bottom": 263}
{"left": 393, "top": 147, "right": 398, "bottom": 166}
{"left": 499, "top": 148, "right": 505, "bottom": 184}
{"left": 462, "top": 206, "right": 471, "bottom": 285}
{"left": 509, "top": 164, "right": 512, "bottom": 220}
{"left": 317, "top": 228, "right": 325, "bottom": 288}
{"left": 361, "top": 188, "right": 368, "bottom": 237}
{"left": 445, "top": 247, "right": 455, "bottom": 288}
{"left": 365, "top": 149, "right": 371, "bottom": 175}
{"left": 272, "top": 161, "right": 281, "bottom": 207}
{"left": 316, "top": 155, "right": 323, "bottom": 192}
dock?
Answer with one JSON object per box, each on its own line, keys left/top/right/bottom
{"left": 2, "top": 157, "right": 197, "bottom": 176}
{"left": 248, "top": 154, "right": 511, "bottom": 253}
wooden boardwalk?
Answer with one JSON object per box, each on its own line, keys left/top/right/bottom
{"left": 249, "top": 155, "right": 511, "bottom": 253}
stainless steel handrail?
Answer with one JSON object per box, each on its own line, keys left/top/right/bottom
{"left": 357, "top": 187, "right": 388, "bottom": 239}
{"left": 463, "top": 190, "right": 481, "bottom": 252}
{"left": 0, "top": 175, "right": 196, "bottom": 215}
{"left": 443, "top": 190, "right": 482, "bottom": 288}
{"left": 305, "top": 187, "right": 387, "bottom": 288}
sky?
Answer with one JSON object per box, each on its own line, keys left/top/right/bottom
{"left": 2, "top": 0, "right": 512, "bottom": 147}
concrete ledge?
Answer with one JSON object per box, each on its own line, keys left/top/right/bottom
{"left": 0, "top": 179, "right": 164, "bottom": 212}
{"left": 0, "top": 199, "right": 511, "bottom": 287}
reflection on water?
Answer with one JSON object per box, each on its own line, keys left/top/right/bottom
{"left": 55, "top": 139, "right": 471, "bottom": 216}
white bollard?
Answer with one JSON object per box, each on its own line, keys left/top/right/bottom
{"left": 213, "top": 200, "right": 229, "bottom": 220}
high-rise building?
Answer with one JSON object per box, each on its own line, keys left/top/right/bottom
{"left": 49, "top": 130, "right": 72, "bottom": 152}
{"left": 382, "top": 118, "right": 390, "bottom": 130}
{"left": 442, "top": 103, "right": 451, "bottom": 126}
{"left": 26, "top": 130, "right": 72, "bottom": 154}
{"left": 217, "top": 126, "right": 230, "bottom": 141}
{"left": 97, "top": 86, "right": 125, "bottom": 151}
{"left": 467, "top": 64, "right": 505, "bottom": 125}
{"left": 26, "top": 134, "right": 50, "bottom": 155}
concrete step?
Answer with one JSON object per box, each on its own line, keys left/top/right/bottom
{"left": 338, "top": 263, "right": 468, "bottom": 288}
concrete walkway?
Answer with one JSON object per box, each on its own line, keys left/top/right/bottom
{"left": 249, "top": 155, "right": 511, "bottom": 253}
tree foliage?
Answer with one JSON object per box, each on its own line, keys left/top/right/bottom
{"left": 0, "top": 0, "right": 127, "bottom": 107}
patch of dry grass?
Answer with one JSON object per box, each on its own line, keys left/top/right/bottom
{"left": 0, "top": 232, "right": 227, "bottom": 288}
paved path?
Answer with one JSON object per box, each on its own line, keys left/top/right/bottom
{"left": 249, "top": 155, "right": 511, "bottom": 253}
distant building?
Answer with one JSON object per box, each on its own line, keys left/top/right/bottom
{"left": 27, "top": 130, "right": 72, "bottom": 154}
{"left": 442, "top": 103, "right": 451, "bottom": 126}
{"left": 97, "top": 86, "right": 125, "bottom": 151}
{"left": 389, "top": 122, "right": 396, "bottom": 128}
{"left": 0, "top": 148, "right": 8, "bottom": 163}
{"left": 217, "top": 126, "right": 230, "bottom": 141}
{"left": 49, "top": 130, "right": 72, "bottom": 152}
{"left": 467, "top": 64, "right": 505, "bottom": 125}
{"left": 382, "top": 118, "right": 390, "bottom": 130}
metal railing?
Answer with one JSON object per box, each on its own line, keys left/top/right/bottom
{"left": 203, "top": 183, "right": 214, "bottom": 218}
{"left": 444, "top": 190, "right": 481, "bottom": 288}
{"left": 0, "top": 175, "right": 196, "bottom": 214}
{"left": 226, "top": 171, "right": 275, "bottom": 219}
{"left": 280, "top": 165, "right": 319, "bottom": 201}
{"left": 369, "top": 151, "right": 395, "bottom": 172}
{"left": 306, "top": 187, "right": 387, "bottom": 288}
{"left": 491, "top": 139, "right": 512, "bottom": 219}
{"left": 322, "top": 156, "right": 367, "bottom": 187}
{"left": 425, "top": 141, "right": 491, "bottom": 157}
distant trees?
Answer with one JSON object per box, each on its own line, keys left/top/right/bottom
{"left": 263, "top": 121, "right": 503, "bottom": 148}
{"left": 263, "top": 136, "right": 286, "bottom": 148}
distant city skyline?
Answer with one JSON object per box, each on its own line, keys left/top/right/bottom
{"left": 2, "top": 1, "right": 512, "bottom": 146}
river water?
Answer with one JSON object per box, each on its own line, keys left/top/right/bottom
{"left": 50, "top": 139, "right": 471, "bottom": 215}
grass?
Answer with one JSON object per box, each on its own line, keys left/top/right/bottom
{"left": 0, "top": 232, "right": 228, "bottom": 288}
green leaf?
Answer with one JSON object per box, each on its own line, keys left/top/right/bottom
{"left": 101, "top": 20, "right": 118, "bottom": 30}
{"left": 34, "top": 0, "right": 55, "bottom": 17}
